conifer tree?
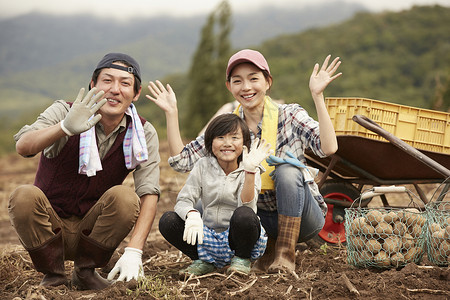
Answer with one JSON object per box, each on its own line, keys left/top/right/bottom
{"left": 184, "top": 0, "right": 232, "bottom": 137}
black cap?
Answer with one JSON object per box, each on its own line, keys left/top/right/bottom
{"left": 94, "top": 53, "right": 141, "bottom": 82}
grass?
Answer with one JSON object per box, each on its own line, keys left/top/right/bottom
{"left": 126, "top": 274, "right": 181, "bottom": 299}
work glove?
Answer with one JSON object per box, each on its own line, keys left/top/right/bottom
{"left": 242, "top": 138, "right": 273, "bottom": 173}
{"left": 60, "top": 87, "right": 107, "bottom": 136}
{"left": 107, "top": 247, "right": 143, "bottom": 282}
{"left": 266, "top": 151, "right": 307, "bottom": 169}
{"left": 266, "top": 151, "right": 318, "bottom": 182}
{"left": 183, "top": 211, "right": 203, "bottom": 245}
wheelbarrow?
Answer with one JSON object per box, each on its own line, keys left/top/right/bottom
{"left": 305, "top": 114, "right": 450, "bottom": 245}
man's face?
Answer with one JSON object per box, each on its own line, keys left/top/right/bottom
{"left": 92, "top": 62, "right": 141, "bottom": 119}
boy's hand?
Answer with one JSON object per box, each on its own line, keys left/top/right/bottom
{"left": 183, "top": 211, "right": 203, "bottom": 245}
{"left": 242, "top": 138, "right": 273, "bottom": 173}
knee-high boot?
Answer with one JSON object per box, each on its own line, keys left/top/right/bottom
{"left": 268, "top": 215, "right": 301, "bottom": 273}
{"left": 26, "top": 228, "right": 68, "bottom": 287}
{"left": 251, "top": 236, "right": 276, "bottom": 273}
{"left": 72, "top": 230, "right": 115, "bottom": 290}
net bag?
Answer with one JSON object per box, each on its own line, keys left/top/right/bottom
{"left": 345, "top": 207, "right": 427, "bottom": 268}
{"left": 425, "top": 201, "right": 450, "bottom": 266}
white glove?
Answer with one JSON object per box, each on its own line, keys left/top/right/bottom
{"left": 60, "top": 87, "right": 107, "bottom": 136}
{"left": 183, "top": 211, "right": 203, "bottom": 245}
{"left": 242, "top": 138, "right": 273, "bottom": 173}
{"left": 107, "top": 247, "right": 143, "bottom": 282}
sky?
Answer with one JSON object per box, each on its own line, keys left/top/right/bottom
{"left": 0, "top": 0, "right": 449, "bottom": 20}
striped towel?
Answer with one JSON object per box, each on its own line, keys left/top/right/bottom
{"left": 78, "top": 103, "right": 148, "bottom": 177}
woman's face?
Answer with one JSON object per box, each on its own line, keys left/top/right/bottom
{"left": 226, "top": 63, "right": 271, "bottom": 111}
{"left": 212, "top": 128, "right": 243, "bottom": 169}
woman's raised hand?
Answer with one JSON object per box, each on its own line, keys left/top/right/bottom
{"left": 309, "top": 55, "right": 342, "bottom": 96}
{"left": 146, "top": 80, "right": 178, "bottom": 114}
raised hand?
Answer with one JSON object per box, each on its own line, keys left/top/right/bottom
{"left": 146, "top": 80, "right": 178, "bottom": 114}
{"left": 242, "top": 138, "right": 273, "bottom": 173}
{"left": 60, "top": 87, "right": 106, "bottom": 136}
{"left": 309, "top": 55, "right": 342, "bottom": 96}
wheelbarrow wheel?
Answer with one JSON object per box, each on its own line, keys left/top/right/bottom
{"left": 307, "top": 180, "right": 362, "bottom": 248}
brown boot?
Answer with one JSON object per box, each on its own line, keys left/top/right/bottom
{"left": 268, "top": 215, "right": 301, "bottom": 273}
{"left": 72, "top": 230, "right": 115, "bottom": 290}
{"left": 27, "top": 228, "right": 68, "bottom": 287}
{"left": 251, "top": 236, "right": 276, "bottom": 274}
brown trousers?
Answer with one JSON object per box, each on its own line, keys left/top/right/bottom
{"left": 8, "top": 184, "right": 140, "bottom": 260}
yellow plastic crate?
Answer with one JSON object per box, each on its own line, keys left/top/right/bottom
{"left": 326, "top": 97, "right": 450, "bottom": 154}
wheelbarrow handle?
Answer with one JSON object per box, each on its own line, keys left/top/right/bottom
{"left": 360, "top": 186, "right": 407, "bottom": 200}
{"left": 352, "top": 115, "right": 450, "bottom": 178}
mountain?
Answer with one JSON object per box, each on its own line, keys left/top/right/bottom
{"left": 1, "top": 3, "right": 449, "bottom": 154}
{"left": 0, "top": 1, "right": 365, "bottom": 121}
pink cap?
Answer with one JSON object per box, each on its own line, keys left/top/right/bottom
{"left": 226, "top": 49, "right": 270, "bottom": 79}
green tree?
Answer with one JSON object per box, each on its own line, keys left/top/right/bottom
{"left": 183, "top": 0, "right": 232, "bottom": 138}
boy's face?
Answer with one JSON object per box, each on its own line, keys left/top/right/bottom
{"left": 212, "top": 128, "right": 244, "bottom": 169}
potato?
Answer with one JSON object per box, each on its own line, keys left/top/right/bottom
{"left": 403, "top": 247, "right": 422, "bottom": 263}
{"left": 446, "top": 217, "right": 450, "bottom": 226}
{"left": 432, "top": 229, "right": 445, "bottom": 239}
{"left": 361, "top": 223, "right": 376, "bottom": 236}
{"left": 383, "top": 236, "right": 401, "bottom": 254}
{"left": 404, "top": 212, "right": 419, "bottom": 227}
{"left": 444, "top": 225, "right": 450, "bottom": 239}
{"left": 428, "top": 222, "right": 442, "bottom": 233}
{"left": 351, "top": 236, "right": 366, "bottom": 251}
{"left": 375, "top": 222, "right": 393, "bottom": 239}
{"left": 391, "top": 253, "right": 405, "bottom": 267}
{"left": 428, "top": 247, "right": 443, "bottom": 263}
{"left": 417, "top": 214, "right": 426, "bottom": 227}
{"left": 398, "top": 208, "right": 419, "bottom": 224}
{"left": 408, "top": 224, "right": 422, "bottom": 238}
{"left": 384, "top": 211, "right": 399, "bottom": 224}
{"left": 439, "top": 240, "right": 450, "bottom": 258}
{"left": 373, "top": 251, "right": 390, "bottom": 267}
{"left": 405, "top": 208, "right": 420, "bottom": 213}
{"left": 429, "top": 241, "right": 449, "bottom": 265}
{"left": 393, "top": 221, "right": 407, "bottom": 236}
{"left": 353, "top": 250, "right": 371, "bottom": 266}
{"left": 367, "top": 239, "right": 382, "bottom": 254}
{"left": 366, "top": 210, "right": 383, "bottom": 226}
{"left": 350, "top": 217, "right": 367, "bottom": 234}
{"left": 401, "top": 233, "right": 415, "bottom": 250}
{"left": 430, "top": 230, "right": 445, "bottom": 249}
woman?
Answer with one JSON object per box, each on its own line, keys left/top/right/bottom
{"left": 147, "top": 49, "right": 341, "bottom": 273}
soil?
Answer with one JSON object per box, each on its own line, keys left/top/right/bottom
{"left": 0, "top": 142, "right": 449, "bottom": 300}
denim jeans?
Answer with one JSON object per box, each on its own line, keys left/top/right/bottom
{"left": 258, "top": 164, "right": 325, "bottom": 242}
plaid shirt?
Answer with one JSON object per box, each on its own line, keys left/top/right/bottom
{"left": 169, "top": 103, "right": 327, "bottom": 215}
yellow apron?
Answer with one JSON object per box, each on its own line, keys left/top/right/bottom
{"left": 234, "top": 96, "right": 278, "bottom": 191}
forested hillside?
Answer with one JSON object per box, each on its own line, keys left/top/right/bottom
{"left": 155, "top": 5, "right": 450, "bottom": 138}
{"left": 261, "top": 5, "right": 450, "bottom": 114}
{"left": 0, "top": 4, "right": 448, "bottom": 153}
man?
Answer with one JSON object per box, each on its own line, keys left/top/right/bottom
{"left": 8, "top": 53, "right": 160, "bottom": 290}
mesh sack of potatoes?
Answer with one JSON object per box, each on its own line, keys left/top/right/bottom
{"left": 344, "top": 207, "right": 427, "bottom": 268}
{"left": 425, "top": 201, "right": 450, "bottom": 266}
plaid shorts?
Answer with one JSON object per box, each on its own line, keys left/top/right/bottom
{"left": 197, "top": 225, "right": 268, "bottom": 268}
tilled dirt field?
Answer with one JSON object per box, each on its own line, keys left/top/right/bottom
{"left": 0, "top": 144, "right": 449, "bottom": 299}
